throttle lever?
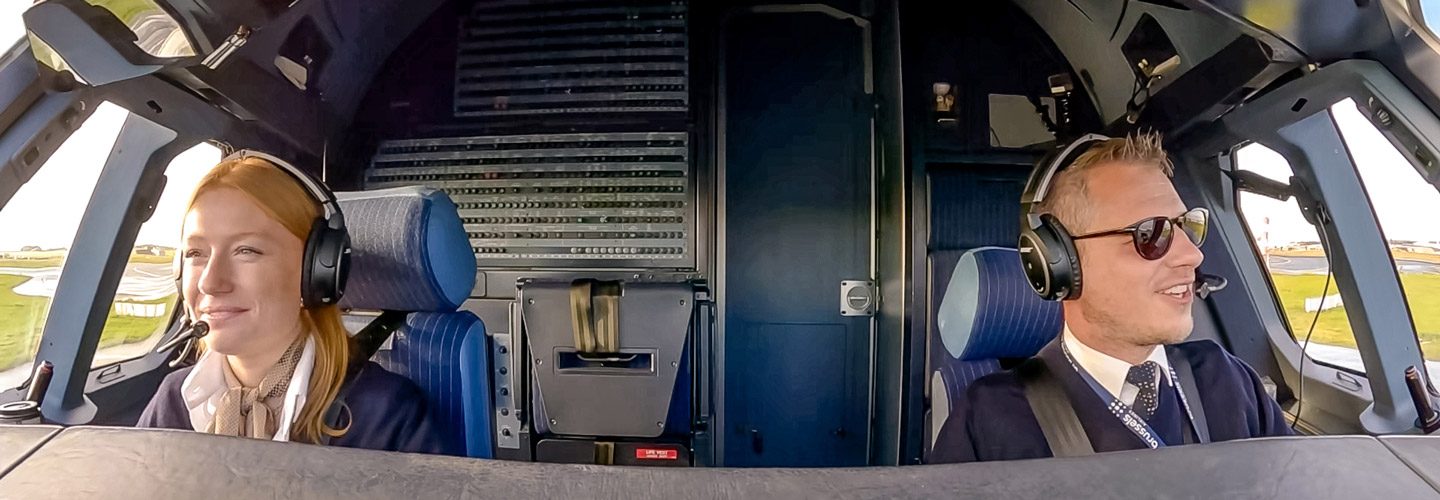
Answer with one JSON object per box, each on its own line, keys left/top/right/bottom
{"left": 1405, "top": 366, "right": 1440, "bottom": 434}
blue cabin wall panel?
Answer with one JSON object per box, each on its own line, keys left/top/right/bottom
{"left": 721, "top": 10, "right": 871, "bottom": 468}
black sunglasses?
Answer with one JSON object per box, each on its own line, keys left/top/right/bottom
{"left": 1072, "top": 208, "right": 1209, "bottom": 260}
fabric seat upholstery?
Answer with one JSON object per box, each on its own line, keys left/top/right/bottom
{"left": 923, "top": 165, "right": 1035, "bottom": 454}
{"left": 929, "top": 247, "right": 1062, "bottom": 448}
{"left": 336, "top": 186, "right": 491, "bottom": 457}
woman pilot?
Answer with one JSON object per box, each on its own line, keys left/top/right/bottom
{"left": 137, "top": 154, "right": 449, "bottom": 454}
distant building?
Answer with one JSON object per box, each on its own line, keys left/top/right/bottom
{"left": 134, "top": 244, "right": 170, "bottom": 256}
{"left": 1392, "top": 241, "right": 1440, "bottom": 254}
{"left": 1276, "top": 241, "right": 1322, "bottom": 252}
{"left": 0, "top": 249, "right": 67, "bottom": 260}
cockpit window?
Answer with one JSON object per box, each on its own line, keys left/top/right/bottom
{"left": 1331, "top": 98, "right": 1440, "bottom": 364}
{"left": 1418, "top": 0, "right": 1440, "bottom": 42}
{"left": 0, "top": 102, "right": 126, "bottom": 390}
{"left": 0, "top": 2, "right": 28, "bottom": 52}
{"left": 1234, "top": 143, "right": 1362, "bottom": 374}
{"left": 89, "top": 142, "right": 218, "bottom": 371}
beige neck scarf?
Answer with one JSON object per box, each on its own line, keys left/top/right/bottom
{"left": 208, "top": 335, "right": 306, "bottom": 440}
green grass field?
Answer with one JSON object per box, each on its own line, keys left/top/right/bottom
{"left": 1270, "top": 273, "right": 1440, "bottom": 360}
{"left": 0, "top": 260, "right": 175, "bottom": 376}
{"left": 0, "top": 274, "right": 50, "bottom": 373}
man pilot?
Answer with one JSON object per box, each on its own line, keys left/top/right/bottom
{"left": 929, "top": 132, "right": 1292, "bottom": 463}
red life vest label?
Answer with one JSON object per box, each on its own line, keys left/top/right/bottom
{"left": 635, "top": 448, "right": 679, "bottom": 460}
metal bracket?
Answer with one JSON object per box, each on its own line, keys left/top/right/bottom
{"left": 840, "top": 280, "right": 878, "bottom": 317}
{"left": 201, "top": 26, "right": 251, "bottom": 69}
{"left": 492, "top": 302, "right": 522, "bottom": 450}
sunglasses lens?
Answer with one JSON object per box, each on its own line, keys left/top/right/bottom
{"left": 1182, "top": 208, "right": 1208, "bottom": 247}
{"left": 1133, "top": 217, "right": 1171, "bottom": 260}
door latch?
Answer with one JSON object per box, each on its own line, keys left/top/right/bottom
{"left": 840, "top": 280, "right": 877, "bottom": 317}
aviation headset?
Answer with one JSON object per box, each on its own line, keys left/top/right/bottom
{"left": 1017, "top": 132, "right": 1111, "bottom": 302}
{"left": 214, "top": 149, "right": 352, "bottom": 308}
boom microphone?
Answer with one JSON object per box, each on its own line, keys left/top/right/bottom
{"left": 157, "top": 320, "right": 210, "bottom": 353}
{"left": 1194, "top": 273, "right": 1228, "bottom": 300}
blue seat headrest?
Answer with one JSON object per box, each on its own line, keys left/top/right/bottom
{"left": 937, "top": 247, "right": 1062, "bottom": 361}
{"left": 336, "top": 186, "right": 476, "bottom": 312}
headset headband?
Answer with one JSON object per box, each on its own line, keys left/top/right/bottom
{"left": 222, "top": 149, "right": 346, "bottom": 230}
{"left": 1019, "top": 133, "right": 1111, "bottom": 224}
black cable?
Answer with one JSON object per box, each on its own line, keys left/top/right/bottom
{"left": 1291, "top": 228, "right": 1335, "bottom": 432}
{"left": 1125, "top": 72, "right": 1160, "bottom": 125}
{"left": 1109, "top": 0, "right": 1132, "bottom": 40}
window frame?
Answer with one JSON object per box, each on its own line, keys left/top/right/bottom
{"left": 1328, "top": 97, "right": 1440, "bottom": 365}
{"left": 18, "top": 109, "right": 181, "bottom": 422}
{"left": 1409, "top": 0, "right": 1440, "bottom": 53}
{"left": 85, "top": 141, "right": 221, "bottom": 377}
{"left": 0, "top": 101, "right": 142, "bottom": 394}
{"left": 1201, "top": 59, "right": 1439, "bottom": 435}
{"left": 1228, "top": 143, "right": 1366, "bottom": 377}
{"left": 0, "top": 51, "right": 301, "bottom": 423}
{"left": 0, "top": 45, "right": 99, "bottom": 403}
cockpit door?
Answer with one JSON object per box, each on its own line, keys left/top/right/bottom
{"left": 717, "top": 7, "right": 875, "bottom": 467}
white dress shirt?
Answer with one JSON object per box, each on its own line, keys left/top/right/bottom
{"left": 1062, "top": 324, "right": 1171, "bottom": 406}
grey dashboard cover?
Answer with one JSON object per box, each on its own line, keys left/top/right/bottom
{"left": 521, "top": 280, "right": 691, "bottom": 437}
{"left": 1379, "top": 435, "right": 1440, "bottom": 491}
{"left": 0, "top": 424, "right": 59, "bottom": 476}
{"left": 3, "top": 428, "right": 1440, "bottom": 499}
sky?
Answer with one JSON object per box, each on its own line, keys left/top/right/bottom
{"left": 0, "top": 3, "right": 21, "bottom": 51}
{"left": 0, "top": 9, "right": 217, "bottom": 252}
{"left": 1238, "top": 99, "right": 1440, "bottom": 247}
{"left": 0, "top": 101, "right": 217, "bottom": 251}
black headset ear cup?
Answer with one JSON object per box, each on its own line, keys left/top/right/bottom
{"left": 1020, "top": 214, "right": 1083, "bottom": 301}
{"left": 1038, "top": 213, "right": 1082, "bottom": 300}
{"left": 301, "top": 218, "right": 351, "bottom": 309}
{"left": 1018, "top": 228, "right": 1054, "bottom": 300}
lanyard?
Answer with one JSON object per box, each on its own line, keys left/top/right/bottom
{"left": 1060, "top": 341, "right": 1206, "bottom": 448}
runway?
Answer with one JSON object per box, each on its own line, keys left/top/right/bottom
{"left": 0, "top": 262, "right": 177, "bottom": 300}
{"left": 1267, "top": 255, "right": 1440, "bottom": 275}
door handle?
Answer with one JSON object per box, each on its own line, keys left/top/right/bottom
{"left": 96, "top": 363, "right": 123, "bottom": 384}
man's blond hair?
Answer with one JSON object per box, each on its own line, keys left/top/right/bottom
{"left": 1035, "top": 131, "right": 1174, "bottom": 233}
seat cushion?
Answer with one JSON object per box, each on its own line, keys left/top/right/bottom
{"left": 372, "top": 311, "right": 493, "bottom": 457}
{"left": 929, "top": 358, "right": 1002, "bottom": 447}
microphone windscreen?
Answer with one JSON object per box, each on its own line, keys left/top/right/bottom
{"left": 1194, "top": 273, "right": 1228, "bottom": 299}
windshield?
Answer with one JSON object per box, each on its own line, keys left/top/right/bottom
{"left": 0, "top": 3, "right": 26, "bottom": 52}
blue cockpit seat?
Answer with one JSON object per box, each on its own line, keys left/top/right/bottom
{"left": 928, "top": 247, "right": 1062, "bottom": 452}
{"left": 336, "top": 186, "right": 491, "bottom": 458}
{"left": 922, "top": 165, "right": 1037, "bottom": 457}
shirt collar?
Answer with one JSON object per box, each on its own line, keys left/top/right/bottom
{"left": 180, "top": 335, "right": 316, "bottom": 442}
{"left": 1061, "top": 323, "right": 1171, "bottom": 400}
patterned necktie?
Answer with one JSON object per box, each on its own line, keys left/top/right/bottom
{"left": 1126, "top": 361, "right": 1162, "bottom": 421}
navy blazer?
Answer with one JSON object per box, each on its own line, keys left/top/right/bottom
{"left": 930, "top": 339, "right": 1292, "bottom": 463}
{"left": 137, "top": 361, "right": 455, "bottom": 455}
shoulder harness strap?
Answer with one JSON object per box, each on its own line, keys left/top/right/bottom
{"left": 316, "top": 311, "right": 408, "bottom": 445}
{"left": 1019, "top": 357, "right": 1094, "bottom": 458}
{"left": 1167, "top": 346, "right": 1211, "bottom": 444}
